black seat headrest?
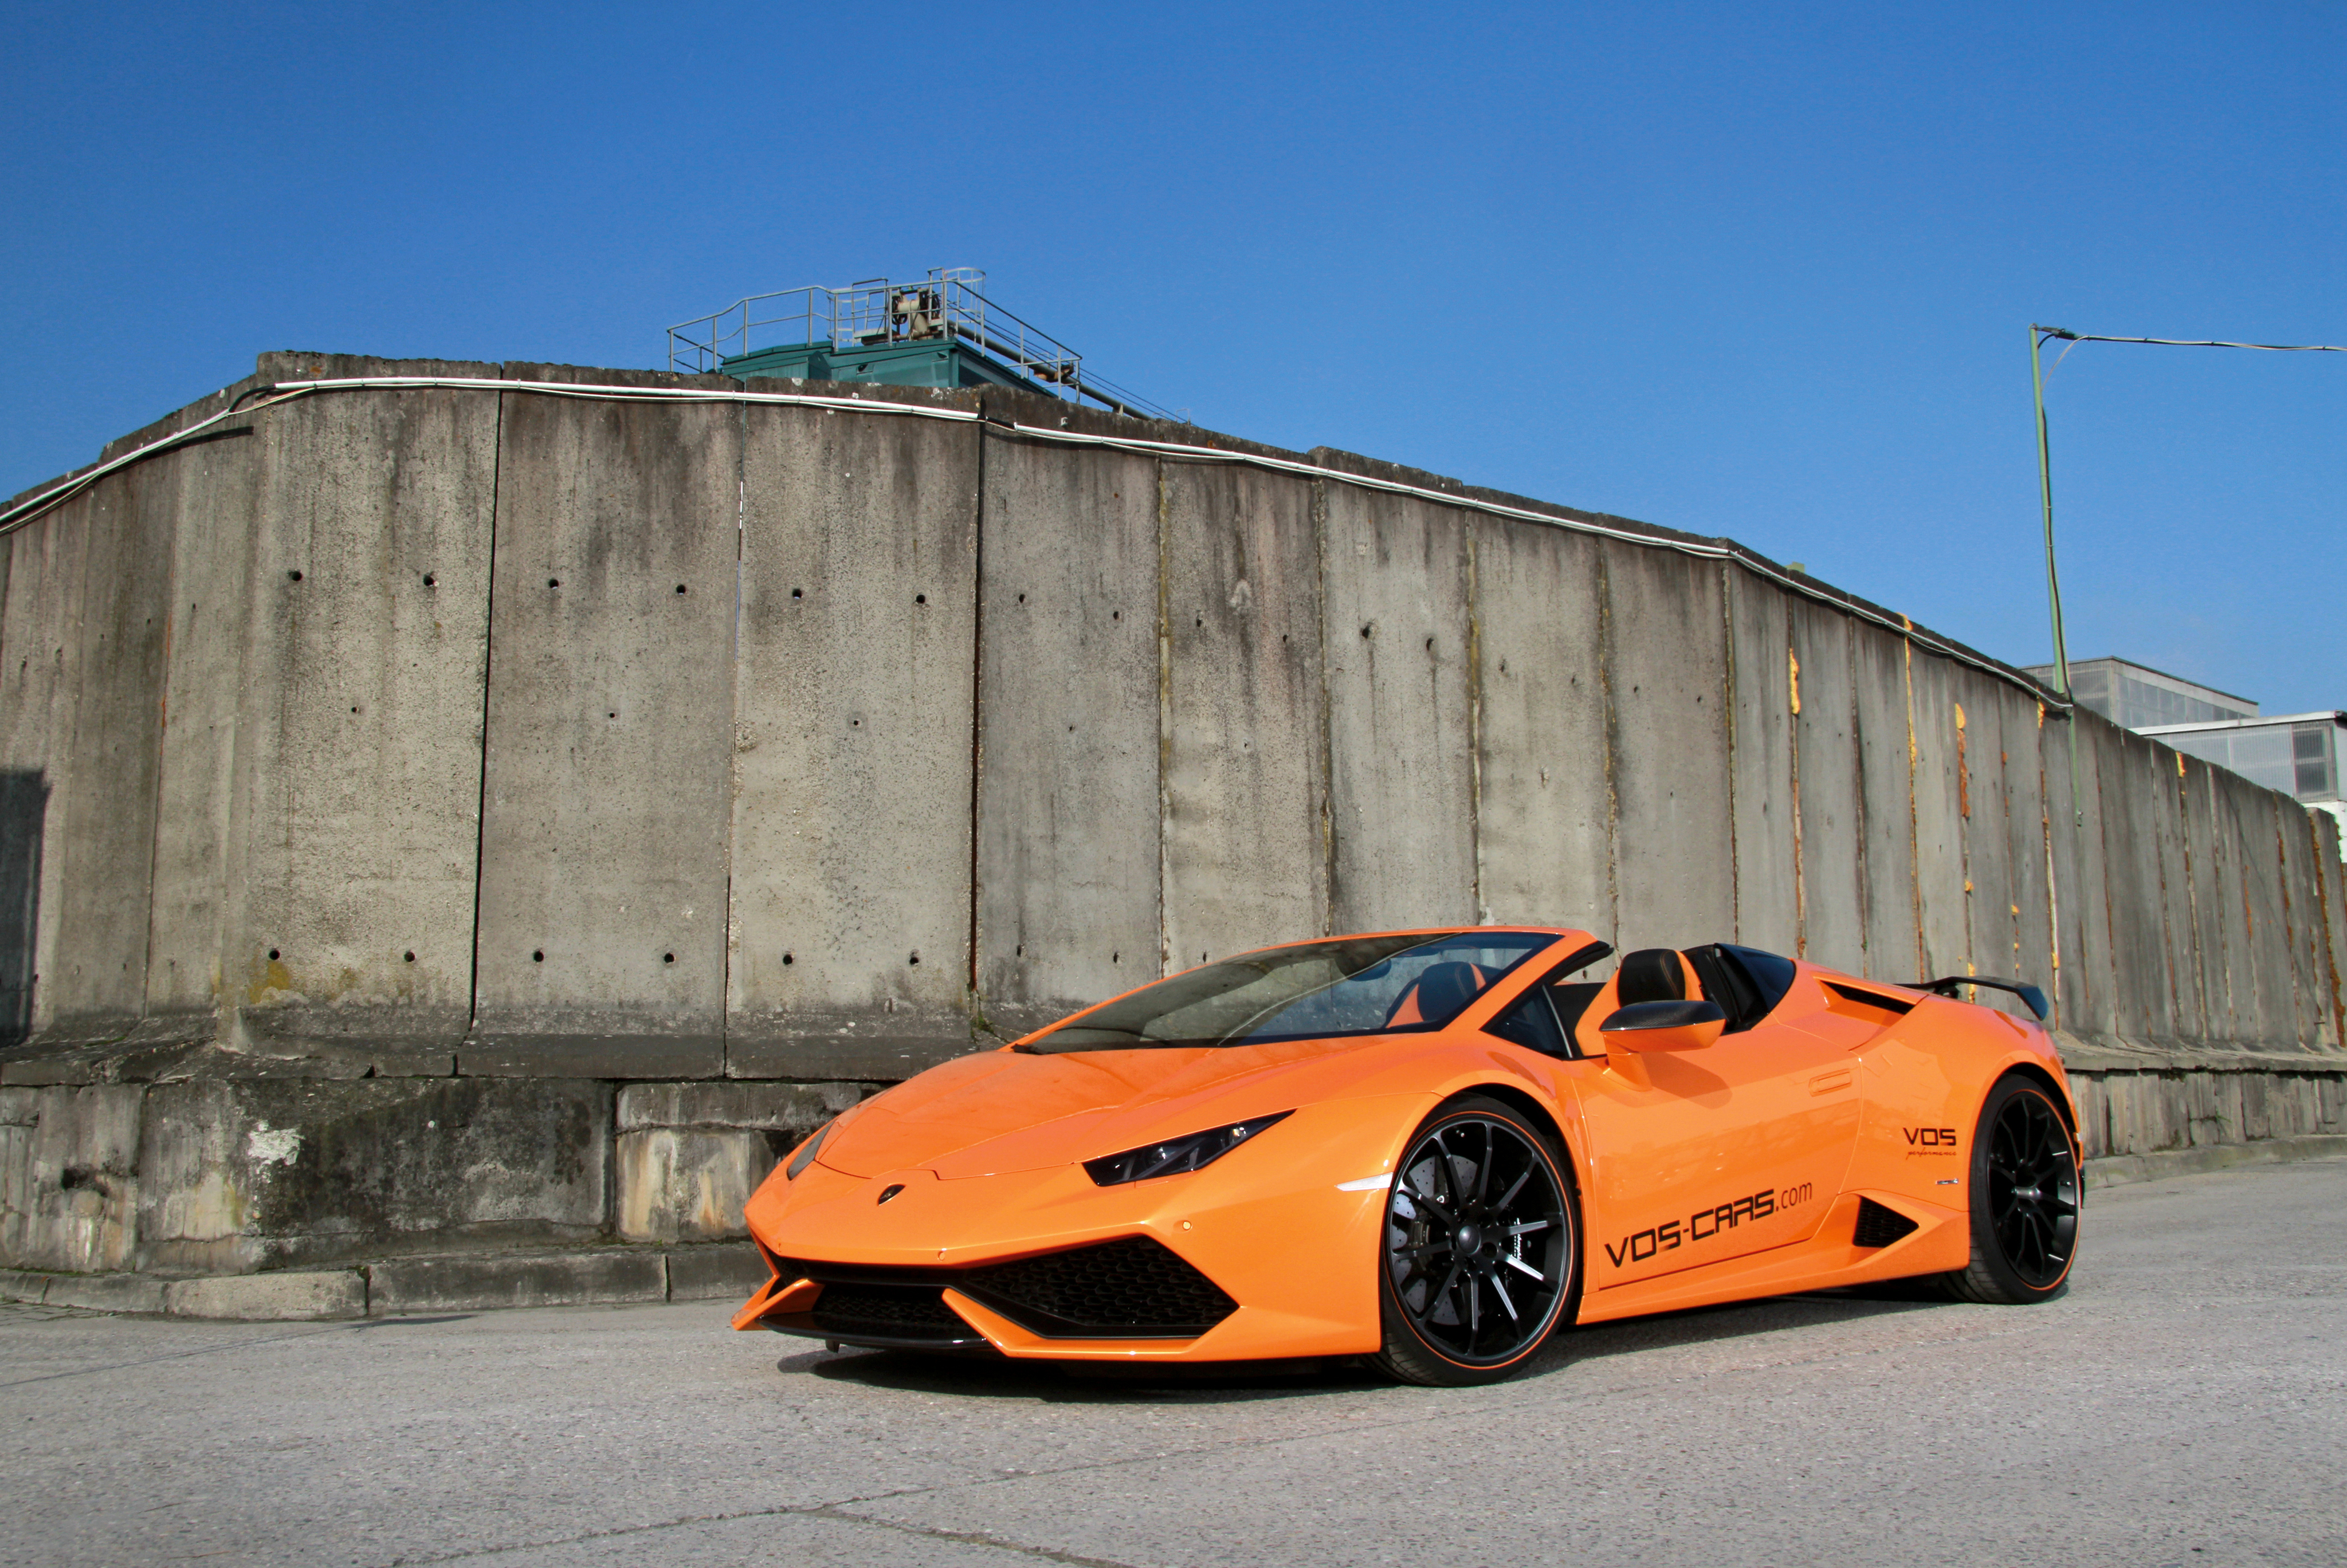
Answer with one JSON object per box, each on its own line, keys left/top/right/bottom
{"left": 1615, "top": 949, "right": 1687, "bottom": 1005}
{"left": 1412, "top": 961, "right": 1485, "bottom": 1022}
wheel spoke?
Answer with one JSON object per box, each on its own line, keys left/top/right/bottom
{"left": 1504, "top": 1253, "right": 1544, "bottom": 1280}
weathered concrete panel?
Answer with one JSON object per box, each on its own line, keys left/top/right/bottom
{"left": 474, "top": 370, "right": 739, "bottom": 1078}
{"left": 2318, "top": 814, "right": 2347, "bottom": 1050}
{"left": 615, "top": 1128, "right": 774, "bottom": 1243}
{"left": 2043, "top": 712, "right": 2114, "bottom": 1038}
{"left": 2272, "top": 804, "right": 2332, "bottom": 1051}
{"left": 135, "top": 1077, "right": 610, "bottom": 1272}
{"left": 1906, "top": 650, "right": 1968, "bottom": 980}
{"left": 1849, "top": 623, "right": 1918, "bottom": 983}
{"left": 2173, "top": 761, "right": 2227, "bottom": 1042}
{"left": 1160, "top": 463, "right": 1328, "bottom": 969}
{"left": 1726, "top": 572, "right": 1796, "bottom": 954}
{"left": 2231, "top": 783, "right": 2298, "bottom": 1051}
{"left": 1996, "top": 686, "right": 2055, "bottom": 1014}
{"left": 1952, "top": 671, "right": 2016, "bottom": 992}
{"left": 144, "top": 412, "right": 265, "bottom": 1043}
{"left": 369, "top": 1249, "right": 665, "bottom": 1314}
{"left": 227, "top": 378, "right": 500, "bottom": 1066}
{"left": 2143, "top": 738, "right": 2198, "bottom": 1047}
{"left": 971, "top": 430, "right": 1159, "bottom": 1044}
{"left": 1790, "top": 599, "right": 1862, "bottom": 971}
{"left": 2095, "top": 724, "right": 2177, "bottom": 1045}
{"left": 1470, "top": 518, "right": 1611, "bottom": 937}
{"left": 727, "top": 396, "right": 981, "bottom": 1078}
{"left": 615, "top": 1079, "right": 867, "bottom": 1133}
{"left": 0, "top": 502, "right": 91, "bottom": 1043}
{"left": 1603, "top": 545, "right": 1733, "bottom": 948}
{"left": 1320, "top": 485, "right": 1475, "bottom": 933}
{"left": 44, "top": 461, "right": 178, "bottom": 1040}
{"left": 0, "top": 1084, "right": 142, "bottom": 1272}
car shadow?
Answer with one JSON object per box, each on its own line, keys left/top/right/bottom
{"left": 787, "top": 1286, "right": 1950, "bottom": 1403}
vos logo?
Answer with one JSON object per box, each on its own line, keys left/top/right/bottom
{"left": 1904, "top": 1126, "right": 1959, "bottom": 1148}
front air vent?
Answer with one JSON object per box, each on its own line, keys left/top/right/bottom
{"left": 963, "top": 1235, "right": 1237, "bottom": 1338}
{"left": 810, "top": 1282, "right": 969, "bottom": 1338}
{"left": 1853, "top": 1197, "right": 1920, "bottom": 1249}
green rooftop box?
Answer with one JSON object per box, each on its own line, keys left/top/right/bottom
{"left": 721, "top": 336, "right": 1045, "bottom": 393}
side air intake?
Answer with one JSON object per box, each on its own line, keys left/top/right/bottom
{"left": 1853, "top": 1197, "right": 1920, "bottom": 1249}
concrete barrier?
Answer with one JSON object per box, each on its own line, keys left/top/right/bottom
{"left": 0, "top": 352, "right": 2339, "bottom": 1302}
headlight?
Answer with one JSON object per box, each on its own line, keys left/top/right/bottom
{"left": 1083, "top": 1112, "right": 1292, "bottom": 1187}
{"left": 784, "top": 1121, "right": 831, "bottom": 1180}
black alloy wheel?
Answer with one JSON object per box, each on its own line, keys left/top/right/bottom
{"left": 1376, "top": 1095, "right": 1576, "bottom": 1386}
{"left": 1940, "top": 1074, "right": 2081, "bottom": 1304}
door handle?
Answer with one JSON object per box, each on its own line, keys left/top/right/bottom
{"left": 1808, "top": 1067, "right": 1855, "bottom": 1096}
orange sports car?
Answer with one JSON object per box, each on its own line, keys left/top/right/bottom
{"left": 735, "top": 928, "right": 2080, "bottom": 1385}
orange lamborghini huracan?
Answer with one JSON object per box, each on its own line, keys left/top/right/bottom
{"left": 735, "top": 929, "right": 2081, "bottom": 1385}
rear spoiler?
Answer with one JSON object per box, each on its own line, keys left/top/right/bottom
{"left": 1911, "top": 975, "right": 2050, "bottom": 1023}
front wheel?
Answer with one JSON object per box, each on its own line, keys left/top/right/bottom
{"left": 1938, "top": 1073, "right": 2081, "bottom": 1304}
{"left": 1375, "top": 1095, "right": 1579, "bottom": 1386}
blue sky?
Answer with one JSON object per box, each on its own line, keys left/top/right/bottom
{"left": 5, "top": 2, "right": 2339, "bottom": 709}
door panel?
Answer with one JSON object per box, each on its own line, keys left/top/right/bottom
{"left": 1568, "top": 1019, "right": 1861, "bottom": 1290}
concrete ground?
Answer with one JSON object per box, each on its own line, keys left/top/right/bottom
{"left": 3, "top": 1161, "right": 2341, "bottom": 1568}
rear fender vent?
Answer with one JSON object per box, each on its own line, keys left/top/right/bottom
{"left": 1853, "top": 1197, "right": 1921, "bottom": 1249}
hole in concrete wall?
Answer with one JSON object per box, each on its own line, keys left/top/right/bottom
{"left": 268, "top": 948, "right": 280, "bottom": 961}
{"left": 1016, "top": 944, "right": 1023, "bottom": 957}
{"left": 532, "top": 949, "right": 544, "bottom": 962}
{"left": 1017, "top": 593, "right": 1026, "bottom": 603}
{"left": 351, "top": 706, "right": 359, "bottom": 713}
{"left": 548, "top": 578, "right": 560, "bottom": 588}
{"left": 0, "top": 770, "right": 47, "bottom": 1050}
{"left": 1068, "top": 724, "right": 1076, "bottom": 732}
{"left": 915, "top": 594, "right": 927, "bottom": 604}
{"left": 663, "top": 952, "right": 674, "bottom": 964}
{"left": 791, "top": 588, "right": 803, "bottom": 599}
{"left": 1361, "top": 624, "right": 1372, "bottom": 638}
{"left": 783, "top": 952, "right": 794, "bottom": 965}
{"left": 1113, "top": 951, "right": 1120, "bottom": 963}
{"left": 288, "top": 570, "right": 303, "bottom": 583}
{"left": 404, "top": 952, "right": 415, "bottom": 962}
{"left": 609, "top": 712, "right": 617, "bottom": 720}
{"left": 676, "top": 584, "right": 688, "bottom": 594}
{"left": 1426, "top": 636, "right": 1435, "bottom": 651}
{"left": 422, "top": 573, "right": 435, "bottom": 587}
{"left": 909, "top": 951, "right": 920, "bottom": 965}
{"left": 1112, "top": 610, "right": 1120, "bottom": 620}
{"left": 1196, "top": 616, "right": 1203, "bottom": 627}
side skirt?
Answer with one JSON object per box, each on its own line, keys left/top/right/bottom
{"left": 1573, "top": 1191, "right": 1967, "bottom": 1325}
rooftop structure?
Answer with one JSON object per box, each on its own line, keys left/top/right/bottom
{"left": 2023, "top": 655, "right": 2257, "bottom": 729}
{"left": 665, "top": 268, "right": 1178, "bottom": 421}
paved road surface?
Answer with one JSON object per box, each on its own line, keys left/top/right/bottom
{"left": 4, "top": 1160, "right": 2342, "bottom": 1567}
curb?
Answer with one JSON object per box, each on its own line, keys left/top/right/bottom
{"left": 0, "top": 1244, "right": 768, "bottom": 1322}
{"left": 2083, "top": 1134, "right": 2347, "bottom": 1190}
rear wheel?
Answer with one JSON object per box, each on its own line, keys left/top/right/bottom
{"left": 1939, "top": 1074, "right": 2081, "bottom": 1303}
{"left": 1375, "top": 1095, "right": 1579, "bottom": 1386}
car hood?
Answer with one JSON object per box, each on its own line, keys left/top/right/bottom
{"left": 817, "top": 1038, "right": 1365, "bottom": 1179}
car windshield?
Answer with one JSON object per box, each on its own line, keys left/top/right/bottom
{"left": 1018, "top": 930, "right": 1558, "bottom": 1054}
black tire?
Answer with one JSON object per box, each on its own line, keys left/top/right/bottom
{"left": 1938, "top": 1074, "right": 2081, "bottom": 1304}
{"left": 1375, "top": 1094, "right": 1580, "bottom": 1386}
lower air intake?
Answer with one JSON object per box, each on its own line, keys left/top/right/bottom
{"left": 964, "top": 1235, "right": 1237, "bottom": 1338}
{"left": 810, "top": 1283, "right": 967, "bottom": 1338}
{"left": 1853, "top": 1197, "right": 1920, "bottom": 1249}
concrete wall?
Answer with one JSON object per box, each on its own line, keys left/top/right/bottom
{"left": 0, "top": 353, "right": 2342, "bottom": 1280}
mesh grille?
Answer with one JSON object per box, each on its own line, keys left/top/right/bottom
{"left": 965, "top": 1235, "right": 1237, "bottom": 1336}
{"left": 810, "top": 1283, "right": 964, "bottom": 1334}
{"left": 1854, "top": 1197, "right": 1920, "bottom": 1249}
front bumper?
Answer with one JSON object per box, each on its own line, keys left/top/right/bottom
{"left": 735, "top": 1094, "right": 1435, "bottom": 1362}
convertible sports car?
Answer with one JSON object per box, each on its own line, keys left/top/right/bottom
{"left": 735, "top": 928, "right": 2081, "bottom": 1385}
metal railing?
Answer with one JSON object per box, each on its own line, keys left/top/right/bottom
{"left": 666, "top": 268, "right": 1179, "bottom": 421}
